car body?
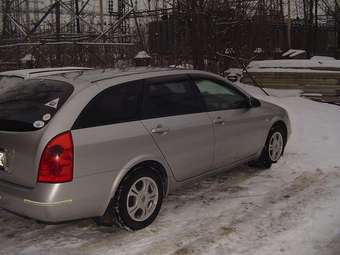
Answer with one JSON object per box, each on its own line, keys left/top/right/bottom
{"left": 0, "top": 67, "right": 291, "bottom": 229}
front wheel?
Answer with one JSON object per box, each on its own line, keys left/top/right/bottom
{"left": 97, "top": 168, "right": 164, "bottom": 231}
{"left": 256, "top": 126, "right": 286, "bottom": 169}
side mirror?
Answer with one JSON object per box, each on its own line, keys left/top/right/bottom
{"left": 248, "top": 97, "right": 261, "bottom": 108}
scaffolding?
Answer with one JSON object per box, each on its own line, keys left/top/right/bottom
{"left": 0, "top": 0, "right": 288, "bottom": 71}
{"left": 0, "top": 0, "right": 165, "bottom": 69}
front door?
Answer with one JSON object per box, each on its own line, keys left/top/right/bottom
{"left": 192, "top": 77, "right": 266, "bottom": 168}
{"left": 141, "top": 75, "right": 214, "bottom": 181}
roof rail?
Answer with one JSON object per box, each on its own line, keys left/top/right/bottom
{"left": 90, "top": 68, "right": 174, "bottom": 83}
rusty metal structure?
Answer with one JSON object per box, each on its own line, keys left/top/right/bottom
{"left": 0, "top": 0, "right": 173, "bottom": 70}
{"left": 0, "top": 0, "right": 295, "bottom": 72}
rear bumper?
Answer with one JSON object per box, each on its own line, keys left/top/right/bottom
{"left": 0, "top": 171, "right": 115, "bottom": 222}
{"left": 0, "top": 186, "right": 73, "bottom": 222}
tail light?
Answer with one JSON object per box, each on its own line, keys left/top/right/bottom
{"left": 38, "top": 131, "right": 74, "bottom": 183}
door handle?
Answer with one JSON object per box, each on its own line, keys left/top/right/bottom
{"left": 213, "top": 117, "right": 225, "bottom": 125}
{"left": 151, "top": 126, "right": 170, "bottom": 135}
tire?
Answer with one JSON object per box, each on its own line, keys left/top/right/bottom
{"left": 96, "top": 167, "right": 164, "bottom": 231}
{"left": 255, "top": 125, "right": 286, "bottom": 169}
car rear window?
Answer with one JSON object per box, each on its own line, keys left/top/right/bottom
{"left": 0, "top": 75, "right": 24, "bottom": 93}
{"left": 0, "top": 79, "right": 74, "bottom": 132}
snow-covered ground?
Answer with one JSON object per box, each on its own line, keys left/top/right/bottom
{"left": 0, "top": 85, "right": 340, "bottom": 255}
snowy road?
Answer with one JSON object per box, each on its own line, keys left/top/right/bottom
{"left": 0, "top": 88, "right": 340, "bottom": 255}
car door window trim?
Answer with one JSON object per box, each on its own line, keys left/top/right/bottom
{"left": 190, "top": 74, "right": 250, "bottom": 112}
{"left": 141, "top": 75, "right": 204, "bottom": 120}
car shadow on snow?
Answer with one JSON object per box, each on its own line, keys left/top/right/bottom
{"left": 0, "top": 164, "right": 268, "bottom": 254}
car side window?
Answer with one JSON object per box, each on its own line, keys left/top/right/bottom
{"left": 142, "top": 78, "right": 202, "bottom": 119}
{"left": 194, "top": 79, "right": 249, "bottom": 111}
{"left": 73, "top": 81, "right": 142, "bottom": 129}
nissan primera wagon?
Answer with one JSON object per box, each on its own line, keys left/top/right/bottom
{"left": 0, "top": 68, "right": 291, "bottom": 230}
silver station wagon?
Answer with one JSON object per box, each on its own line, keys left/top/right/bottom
{"left": 0, "top": 68, "right": 291, "bottom": 230}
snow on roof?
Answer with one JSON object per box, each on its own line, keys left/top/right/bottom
{"left": 254, "top": 48, "right": 264, "bottom": 54}
{"left": 169, "top": 64, "right": 194, "bottom": 69}
{"left": 311, "top": 56, "right": 336, "bottom": 61}
{"left": 282, "top": 49, "right": 306, "bottom": 58}
{"left": 246, "top": 67, "right": 340, "bottom": 74}
{"left": 134, "top": 51, "right": 151, "bottom": 59}
{"left": 20, "top": 54, "right": 36, "bottom": 62}
{"left": 224, "top": 68, "right": 243, "bottom": 76}
{"left": 247, "top": 58, "right": 340, "bottom": 71}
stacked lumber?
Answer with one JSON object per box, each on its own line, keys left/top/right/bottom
{"left": 241, "top": 71, "right": 340, "bottom": 104}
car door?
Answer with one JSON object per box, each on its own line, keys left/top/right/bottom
{"left": 141, "top": 75, "right": 214, "bottom": 181}
{"left": 192, "top": 76, "right": 267, "bottom": 168}
{"left": 71, "top": 81, "right": 161, "bottom": 178}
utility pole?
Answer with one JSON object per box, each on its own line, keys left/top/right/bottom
{"left": 287, "top": 0, "right": 292, "bottom": 49}
{"left": 99, "top": 0, "right": 104, "bottom": 31}
{"left": 314, "top": 0, "right": 318, "bottom": 53}
{"left": 130, "top": 0, "right": 144, "bottom": 49}
{"left": 336, "top": 0, "right": 340, "bottom": 58}
{"left": 56, "top": 0, "right": 61, "bottom": 66}
{"left": 307, "top": 0, "right": 314, "bottom": 57}
{"left": 33, "top": 0, "right": 39, "bottom": 22}
{"left": 25, "top": 0, "right": 30, "bottom": 30}
{"left": 173, "top": 0, "right": 177, "bottom": 64}
{"left": 75, "top": 0, "right": 80, "bottom": 33}
{"left": 50, "top": 0, "right": 55, "bottom": 29}
{"left": 190, "top": 0, "right": 204, "bottom": 69}
{"left": 2, "top": 0, "right": 11, "bottom": 37}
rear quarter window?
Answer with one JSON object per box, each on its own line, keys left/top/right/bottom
{"left": 0, "top": 75, "right": 24, "bottom": 92}
{"left": 73, "top": 81, "right": 142, "bottom": 129}
{"left": 0, "top": 79, "right": 74, "bottom": 132}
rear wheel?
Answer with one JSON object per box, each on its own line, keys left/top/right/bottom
{"left": 96, "top": 168, "right": 164, "bottom": 231}
{"left": 255, "top": 125, "right": 286, "bottom": 169}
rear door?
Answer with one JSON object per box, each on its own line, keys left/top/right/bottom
{"left": 71, "top": 80, "right": 155, "bottom": 179}
{"left": 192, "top": 76, "right": 267, "bottom": 168}
{"left": 141, "top": 75, "right": 214, "bottom": 181}
{"left": 0, "top": 79, "right": 74, "bottom": 187}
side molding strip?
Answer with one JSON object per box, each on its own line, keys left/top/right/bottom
{"left": 24, "top": 199, "right": 72, "bottom": 207}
